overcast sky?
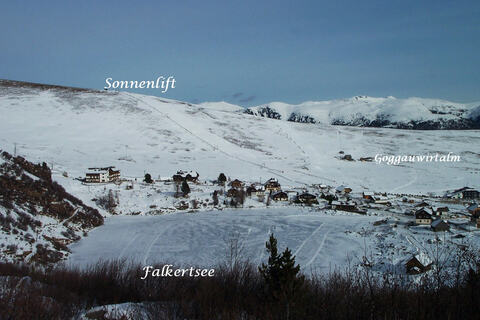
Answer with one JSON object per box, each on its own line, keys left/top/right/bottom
{"left": 1, "top": 0, "right": 479, "bottom": 106}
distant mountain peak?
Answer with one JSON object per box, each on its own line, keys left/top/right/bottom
{"left": 245, "top": 97, "right": 480, "bottom": 130}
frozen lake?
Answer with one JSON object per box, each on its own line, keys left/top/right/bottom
{"left": 68, "top": 208, "right": 380, "bottom": 273}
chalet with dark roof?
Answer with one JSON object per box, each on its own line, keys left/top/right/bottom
{"left": 431, "top": 219, "right": 450, "bottom": 232}
{"left": 226, "top": 188, "right": 240, "bottom": 198}
{"left": 264, "top": 178, "right": 281, "bottom": 192}
{"left": 331, "top": 201, "right": 357, "bottom": 212}
{"left": 229, "top": 179, "right": 244, "bottom": 189}
{"left": 415, "top": 201, "right": 430, "bottom": 208}
{"left": 296, "top": 192, "right": 318, "bottom": 204}
{"left": 415, "top": 208, "right": 433, "bottom": 225}
{"left": 405, "top": 254, "right": 432, "bottom": 275}
{"left": 271, "top": 191, "right": 288, "bottom": 201}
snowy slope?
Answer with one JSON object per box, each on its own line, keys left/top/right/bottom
{"left": 246, "top": 96, "right": 480, "bottom": 129}
{"left": 1, "top": 80, "right": 479, "bottom": 276}
{"left": 0, "top": 80, "right": 479, "bottom": 195}
{"left": 0, "top": 150, "right": 103, "bottom": 265}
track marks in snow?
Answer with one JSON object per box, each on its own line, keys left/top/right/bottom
{"left": 294, "top": 223, "right": 325, "bottom": 257}
{"left": 391, "top": 167, "right": 418, "bottom": 193}
{"left": 118, "top": 233, "right": 139, "bottom": 260}
{"left": 304, "top": 229, "right": 331, "bottom": 267}
{"left": 293, "top": 222, "right": 332, "bottom": 268}
{"left": 143, "top": 231, "right": 164, "bottom": 265}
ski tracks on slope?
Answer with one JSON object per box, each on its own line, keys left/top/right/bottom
{"left": 391, "top": 166, "right": 418, "bottom": 193}
{"left": 293, "top": 223, "right": 325, "bottom": 257}
{"left": 142, "top": 231, "right": 164, "bottom": 266}
{"left": 293, "top": 223, "right": 331, "bottom": 267}
{"left": 304, "top": 229, "right": 331, "bottom": 267}
{"left": 118, "top": 233, "right": 139, "bottom": 260}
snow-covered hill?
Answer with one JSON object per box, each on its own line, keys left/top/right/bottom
{"left": 0, "top": 150, "right": 103, "bottom": 265}
{"left": 0, "top": 80, "right": 479, "bottom": 195}
{"left": 245, "top": 96, "right": 480, "bottom": 129}
{"left": 1, "top": 79, "right": 479, "bottom": 275}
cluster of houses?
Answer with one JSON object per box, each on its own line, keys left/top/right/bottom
{"left": 82, "top": 167, "right": 480, "bottom": 228}
{"left": 413, "top": 200, "right": 480, "bottom": 231}
{"left": 225, "top": 177, "right": 319, "bottom": 205}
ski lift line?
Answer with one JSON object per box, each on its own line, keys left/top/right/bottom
{"left": 124, "top": 93, "right": 311, "bottom": 186}
{"left": 124, "top": 93, "right": 216, "bottom": 151}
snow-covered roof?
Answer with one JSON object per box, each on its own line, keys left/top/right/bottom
{"left": 415, "top": 208, "right": 432, "bottom": 217}
{"left": 175, "top": 170, "right": 198, "bottom": 177}
{"left": 431, "top": 219, "right": 447, "bottom": 228}
{"left": 467, "top": 203, "right": 478, "bottom": 211}
{"left": 86, "top": 168, "right": 109, "bottom": 174}
{"left": 446, "top": 187, "right": 479, "bottom": 197}
{"left": 415, "top": 201, "right": 429, "bottom": 207}
{"left": 414, "top": 252, "right": 432, "bottom": 267}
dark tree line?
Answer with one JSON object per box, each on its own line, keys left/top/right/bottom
{"left": 1, "top": 234, "right": 480, "bottom": 319}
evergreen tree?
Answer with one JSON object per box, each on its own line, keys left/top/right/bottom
{"left": 279, "top": 247, "right": 304, "bottom": 319}
{"left": 144, "top": 173, "right": 153, "bottom": 184}
{"left": 181, "top": 179, "right": 190, "bottom": 196}
{"left": 259, "top": 234, "right": 282, "bottom": 292}
{"left": 321, "top": 193, "right": 337, "bottom": 205}
{"left": 218, "top": 173, "right": 227, "bottom": 185}
{"left": 259, "top": 234, "right": 305, "bottom": 320}
{"left": 212, "top": 190, "right": 219, "bottom": 206}
{"left": 234, "top": 188, "right": 246, "bottom": 207}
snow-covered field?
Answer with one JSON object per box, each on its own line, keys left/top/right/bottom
{"left": 68, "top": 207, "right": 479, "bottom": 276}
{"left": 1, "top": 84, "right": 479, "bottom": 195}
{"left": 1, "top": 81, "right": 479, "bottom": 273}
{"left": 67, "top": 208, "right": 390, "bottom": 272}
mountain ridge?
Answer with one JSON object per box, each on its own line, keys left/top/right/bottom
{"left": 2, "top": 79, "right": 479, "bottom": 130}
{"left": 245, "top": 96, "right": 480, "bottom": 130}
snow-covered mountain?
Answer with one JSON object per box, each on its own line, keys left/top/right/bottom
{"left": 245, "top": 96, "right": 480, "bottom": 129}
{"left": 1, "top": 79, "right": 479, "bottom": 274}
{"left": 0, "top": 79, "right": 479, "bottom": 195}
